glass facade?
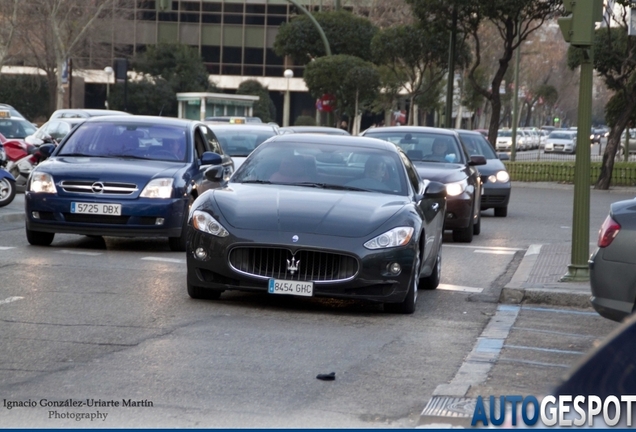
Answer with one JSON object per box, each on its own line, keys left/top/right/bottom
{"left": 80, "top": 0, "right": 318, "bottom": 78}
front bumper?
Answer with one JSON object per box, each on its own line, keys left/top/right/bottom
{"left": 25, "top": 192, "right": 186, "bottom": 237}
{"left": 186, "top": 227, "right": 417, "bottom": 304}
{"left": 443, "top": 193, "right": 473, "bottom": 230}
{"left": 481, "top": 182, "right": 511, "bottom": 209}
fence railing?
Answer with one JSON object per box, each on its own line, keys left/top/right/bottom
{"left": 503, "top": 161, "right": 636, "bottom": 186}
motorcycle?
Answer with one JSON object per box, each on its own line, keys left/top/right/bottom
{"left": 3, "top": 135, "right": 53, "bottom": 192}
{"left": 0, "top": 143, "right": 17, "bottom": 207}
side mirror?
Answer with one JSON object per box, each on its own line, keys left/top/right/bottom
{"left": 498, "top": 153, "right": 510, "bottom": 161}
{"left": 423, "top": 181, "right": 447, "bottom": 199}
{"left": 38, "top": 144, "right": 56, "bottom": 159}
{"left": 469, "top": 155, "right": 487, "bottom": 166}
{"left": 204, "top": 165, "right": 225, "bottom": 182}
{"left": 201, "top": 151, "right": 223, "bottom": 166}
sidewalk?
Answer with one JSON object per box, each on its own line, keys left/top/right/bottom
{"left": 499, "top": 242, "right": 594, "bottom": 309}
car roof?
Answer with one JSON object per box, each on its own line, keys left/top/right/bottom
{"left": 364, "top": 126, "right": 459, "bottom": 137}
{"left": 50, "top": 109, "right": 131, "bottom": 119}
{"left": 205, "top": 123, "right": 279, "bottom": 132}
{"left": 83, "top": 115, "right": 199, "bottom": 127}
{"left": 268, "top": 133, "right": 398, "bottom": 151}
{"left": 281, "top": 126, "right": 349, "bottom": 133}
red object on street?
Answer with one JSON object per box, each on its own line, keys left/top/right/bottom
{"left": 317, "top": 94, "right": 336, "bottom": 112}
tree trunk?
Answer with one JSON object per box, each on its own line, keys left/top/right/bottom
{"left": 595, "top": 105, "right": 635, "bottom": 189}
{"left": 487, "top": 92, "right": 502, "bottom": 147}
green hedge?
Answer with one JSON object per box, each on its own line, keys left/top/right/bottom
{"left": 0, "top": 75, "right": 50, "bottom": 122}
{"left": 504, "top": 161, "right": 636, "bottom": 186}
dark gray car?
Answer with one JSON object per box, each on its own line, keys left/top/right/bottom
{"left": 456, "top": 129, "right": 511, "bottom": 217}
{"left": 589, "top": 198, "right": 636, "bottom": 322}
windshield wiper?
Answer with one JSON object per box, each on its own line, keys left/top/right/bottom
{"left": 241, "top": 179, "right": 272, "bottom": 184}
{"left": 295, "top": 182, "right": 372, "bottom": 192}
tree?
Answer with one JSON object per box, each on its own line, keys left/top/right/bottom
{"left": 133, "top": 43, "right": 214, "bottom": 94}
{"left": 274, "top": 10, "right": 378, "bottom": 65}
{"left": 568, "top": 6, "right": 636, "bottom": 189}
{"left": 371, "top": 24, "right": 470, "bottom": 125}
{"left": 0, "top": 0, "right": 20, "bottom": 73}
{"left": 127, "top": 43, "right": 217, "bottom": 117}
{"left": 406, "top": 0, "right": 559, "bottom": 145}
{"left": 521, "top": 83, "right": 557, "bottom": 127}
{"left": 109, "top": 76, "right": 175, "bottom": 116}
{"left": 237, "top": 80, "right": 276, "bottom": 123}
{"left": 303, "top": 55, "right": 381, "bottom": 127}
{"left": 18, "top": 0, "right": 117, "bottom": 110}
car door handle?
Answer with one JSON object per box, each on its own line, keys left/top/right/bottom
{"left": 432, "top": 203, "right": 439, "bottom": 212}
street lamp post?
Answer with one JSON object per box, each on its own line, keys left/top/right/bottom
{"left": 283, "top": 69, "right": 294, "bottom": 127}
{"left": 104, "top": 66, "right": 114, "bottom": 109}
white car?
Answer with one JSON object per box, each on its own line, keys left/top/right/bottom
{"left": 544, "top": 130, "right": 577, "bottom": 154}
{"left": 496, "top": 129, "right": 527, "bottom": 151}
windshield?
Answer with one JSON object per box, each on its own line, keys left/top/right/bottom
{"left": 458, "top": 133, "right": 498, "bottom": 159}
{"left": 58, "top": 122, "right": 189, "bottom": 162}
{"left": 214, "top": 129, "right": 276, "bottom": 157}
{"left": 548, "top": 132, "right": 576, "bottom": 140}
{"left": 232, "top": 141, "right": 409, "bottom": 196}
{"left": 498, "top": 130, "right": 512, "bottom": 137}
{"left": 0, "top": 119, "right": 37, "bottom": 139}
{"left": 363, "top": 130, "right": 465, "bottom": 164}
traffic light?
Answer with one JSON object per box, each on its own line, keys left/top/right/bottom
{"left": 558, "top": 0, "right": 604, "bottom": 47}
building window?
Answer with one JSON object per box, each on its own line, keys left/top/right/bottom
{"left": 201, "top": 45, "right": 221, "bottom": 63}
{"left": 223, "top": 14, "right": 243, "bottom": 25}
{"left": 202, "top": 2, "right": 222, "bottom": 12}
{"left": 202, "top": 14, "right": 221, "bottom": 24}
{"left": 244, "top": 47, "right": 264, "bottom": 64}
{"left": 224, "top": 3, "right": 243, "bottom": 13}
{"left": 222, "top": 47, "right": 242, "bottom": 64}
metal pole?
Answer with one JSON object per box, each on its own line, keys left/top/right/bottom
{"left": 511, "top": 29, "right": 521, "bottom": 162}
{"left": 283, "top": 80, "right": 291, "bottom": 127}
{"left": 561, "top": 49, "right": 593, "bottom": 282}
{"left": 444, "top": 6, "right": 457, "bottom": 129}
{"left": 286, "top": 0, "right": 331, "bottom": 56}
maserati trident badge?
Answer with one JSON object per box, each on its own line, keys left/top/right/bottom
{"left": 287, "top": 256, "right": 300, "bottom": 275}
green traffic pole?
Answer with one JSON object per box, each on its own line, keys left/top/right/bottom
{"left": 444, "top": 6, "right": 457, "bottom": 129}
{"left": 561, "top": 48, "right": 593, "bottom": 282}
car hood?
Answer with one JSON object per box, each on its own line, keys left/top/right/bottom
{"left": 213, "top": 184, "right": 407, "bottom": 237}
{"left": 412, "top": 162, "right": 467, "bottom": 184}
{"left": 476, "top": 159, "right": 506, "bottom": 176}
{"left": 39, "top": 157, "right": 184, "bottom": 183}
{"left": 547, "top": 139, "right": 575, "bottom": 144}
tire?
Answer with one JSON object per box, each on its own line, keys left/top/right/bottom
{"left": 494, "top": 206, "right": 508, "bottom": 217}
{"left": 0, "top": 177, "right": 16, "bottom": 207}
{"left": 384, "top": 250, "right": 419, "bottom": 314}
{"left": 452, "top": 213, "right": 474, "bottom": 243}
{"left": 187, "top": 282, "right": 223, "bottom": 300}
{"left": 169, "top": 196, "right": 194, "bottom": 252}
{"left": 26, "top": 227, "right": 54, "bottom": 246}
{"left": 421, "top": 251, "right": 441, "bottom": 290}
{"left": 473, "top": 211, "right": 481, "bottom": 235}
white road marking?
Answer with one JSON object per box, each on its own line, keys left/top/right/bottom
{"left": 442, "top": 244, "right": 524, "bottom": 251}
{"left": 437, "top": 284, "right": 483, "bottom": 293}
{"left": 0, "top": 296, "right": 24, "bottom": 305}
{"left": 474, "top": 250, "right": 516, "bottom": 255}
{"left": 60, "top": 250, "right": 103, "bottom": 256}
{"left": 141, "top": 257, "right": 186, "bottom": 264}
{"left": 561, "top": 226, "right": 570, "bottom": 229}
{"left": 0, "top": 246, "right": 16, "bottom": 250}
{"left": 525, "top": 244, "right": 542, "bottom": 255}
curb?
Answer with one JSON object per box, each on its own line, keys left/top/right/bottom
{"left": 499, "top": 244, "right": 592, "bottom": 308}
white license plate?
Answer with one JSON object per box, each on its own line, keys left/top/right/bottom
{"left": 71, "top": 202, "right": 122, "bottom": 216}
{"left": 268, "top": 279, "right": 314, "bottom": 297}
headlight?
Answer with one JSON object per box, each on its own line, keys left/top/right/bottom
{"left": 192, "top": 210, "right": 229, "bottom": 237}
{"left": 495, "top": 170, "right": 510, "bottom": 183}
{"left": 140, "top": 178, "right": 173, "bottom": 198}
{"left": 29, "top": 172, "right": 57, "bottom": 193}
{"left": 446, "top": 179, "right": 468, "bottom": 196}
{"left": 364, "top": 226, "right": 414, "bottom": 250}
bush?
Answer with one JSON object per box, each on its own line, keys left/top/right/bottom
{"left": 0, "top": 74, "right": 50, "bottom": 121}
{"left": 294, "top": 115, "right": 316, "bottom": 126}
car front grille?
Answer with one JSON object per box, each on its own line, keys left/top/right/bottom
{"left": 229, "top": 247, "right": 358, "bottom": 282}
{"left": 60, "top": 181, "right": 138, "bottom": 195}
{"left": 481, "top": 195, "right": 507, "bottom": 204}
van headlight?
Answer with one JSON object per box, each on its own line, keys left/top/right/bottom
{"left": 140, "top": 178, "right": 173, "bottom": 198}
{"left": 29, "top": 172, "right": 57, "bottom": 193}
